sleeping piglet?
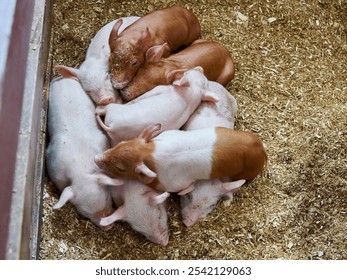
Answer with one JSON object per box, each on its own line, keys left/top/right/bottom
{"left": 109, "top": 6, "right": 201, "bottom": 89}
{"left": 100, "top": 180, "right": 170, "bottom": 246}
{"left": 94, "top": 124, "right": 267, "bottom": 195}
{"left": 95, "top": 67, "right": 219, "bottom": 145}
{"left": 180, "top": 76, "right": 243, "bottom": 226}
{"left": 181, "top": 179, "right": 246, "bottom": 227}
{"left": 181, "top": 80, "right": 238, "bottom": 131}
{"left": 55, "top": 16, "right": 140, "bottom": 105}
{"left": 46, "top": 78, "right": 124, "bottom": 230}
{"left": 119, "top": 39, "right": 235, "bottom": 101}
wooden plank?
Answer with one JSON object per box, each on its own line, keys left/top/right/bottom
{"left": 5, "top": 0, "right": 52, "bottom": 259}
{"left": 0, "top": 0, "right": 35, "bottom": 260}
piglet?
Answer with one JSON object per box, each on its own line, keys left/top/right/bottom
{"left": 180, "top": 75, "right": 242, "bottom": 226}
{"left": 46, "top": 78, "right": 124, "bottom": 230}
{"left": 95, "top": 67, "right": 219, "bottom": 145}
{"left": 109, "top": 6, "right": 201, "bottom": 89}
{"left": 55, "top": 16, "right": 140, "bottom": 105}
{"left": 100, "top": 180, "right": 170, "bottom": 246}
{"left": 180, "top": 179, "right": 246, "bottom": 227}
{"left": 94, "top": 124, "right": 267, "bottom": 195}
{"left": 119, "top": 39, "right": 235, "bottom": 101}
{"left": 182, "top": 80, "right": 238, "bottom": 130}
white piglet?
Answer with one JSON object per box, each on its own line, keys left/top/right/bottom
{"left": 181, "top": 77, "right": 244, "bottom": 227}
{"left": 181, "top": 80, "right": 238, "bottom": 130}
{"left": 100, "top": 180, "right": 170, "bottom": 246}
{"left": 95, "top": 66, "right": 219, "bottom": 145}
{"left": 46, "top": 78, "right": 123, "bottom": 230}
{"left": 180, "top": 179, "right": 245, "bottom": 227}
{"left": 55, "top": 16, "right": 140, "bottom": 105}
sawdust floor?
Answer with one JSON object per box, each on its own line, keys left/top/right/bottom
{"left": 39, "top": 0, "right": 347, "bottom": 259}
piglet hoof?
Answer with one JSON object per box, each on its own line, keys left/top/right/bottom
{"left": 99, "top": 223, "right": 114, "bottom": 231}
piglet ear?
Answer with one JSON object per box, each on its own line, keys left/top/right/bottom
{"left": 109, "top": 18, "right": 123, "bottom": 44}
{"left": 222, "top": 179, "right": 246, "bottom": 194}
{"left": 53, "top": 186, "right": 74, "bottom": 209}
{"left": 97, "top": 174, "right": 125, "bottom": 186}
{"left": 99, "top": 206, "right": 126, "bottom": 226}
{"left": 55, "top": 65, "right": 80, "bottom": 81}
{"left": 194, "top": 66, "right": 204, "bottom": 73}
{"left": 146, "top": 43, "right": 170, "bottom": 63}
{"left": 202, "top": 90, "right": 220, "bottom": 103}
{"left": 135, "top": 162, "right": 157, "bottom": 184}
{"left": 137, "top": 123, "right": 162, "bottom": 142}
{"left": 166, "top": 69, "right": 188, "bottom": 85}
{"left": 147, "top": 192, "right": 170, "bottom": 206}
{"left": 96, "top": 45, "right": 109, "bottom": 60}
{"left": 139, "top": 27, "right": 151, "bottom": 49}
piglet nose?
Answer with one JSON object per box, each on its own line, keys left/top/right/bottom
{"left": 111, "top": 80, "right": 128, "bottom": 90}
{"left": 183, "top": 218, "right": 195, "bottom": 227}
{"left": 159, "top": 238, "right": 169, "bottom": 247}
{"left": 119, "top": 89, "right": 132, "bottom": 102}
{"left": 159, "top": 232, "right": 169, "bottom": 246}
{"left": 98, "top": 96, "right": 115, "bottom": 105}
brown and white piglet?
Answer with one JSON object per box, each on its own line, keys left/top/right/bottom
{"left": 180, "top": 77, "right": 243, "bottom": 227}
{"left": 119, "top": 39, "right": 235, "bottom": 101}
{"left": 94, "top": 124, "right": 267, "bottom": 195}
{"left": 109, "top": 6, "right": 201, "bottom": 89}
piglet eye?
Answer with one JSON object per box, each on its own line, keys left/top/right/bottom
{"left": 131, "top": 61, "right": 137, "bottom": 68}
{"left": 116, "top": 166, "right": 126, "bottom": 172}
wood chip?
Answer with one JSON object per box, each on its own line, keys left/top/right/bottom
{"left": 267, "top": 17, "right": 277, "bottom": 23}
{"left": 236, "top": 11, "right": 248, "bottom": 21}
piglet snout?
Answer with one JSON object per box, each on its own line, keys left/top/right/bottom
{"left": 158, "top": 237, "right": 169, "bottom": 247}
{"left": 183, "top": 214, "right": 201, "bottom": 227}
{"left": 152, "top": 230, "right": 169, "bottom": 247}
{"left": 119, "top": 89, "right": 132, "bottom": 102}
{"left": 112, "top": 80, "right": 128, "bottom": 90}
{"left": 183, "top": 218, "right": 195, "bottom": 228}
{"left": 98, "top": 96, "right": 116, "bottom": 106}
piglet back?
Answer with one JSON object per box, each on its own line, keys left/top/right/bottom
{"left": 46, "top": 78, "right": 109, "bottom": 185}
{"left": 211, "top": 127, "right": 267, "bottom": 180}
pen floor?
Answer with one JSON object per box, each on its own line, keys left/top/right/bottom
{"left": 39, "top": 0, "right": 347, "bottom": 260}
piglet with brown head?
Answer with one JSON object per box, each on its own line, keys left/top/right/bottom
{"left": 108, "top": 6, "right": 201, "bottom": 89}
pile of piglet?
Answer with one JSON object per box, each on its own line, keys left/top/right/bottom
{"left": 47, "top": 6, "right": 267, "bottom": 246}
